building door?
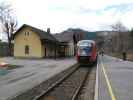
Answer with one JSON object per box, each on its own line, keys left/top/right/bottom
{"left": 25, "top": 45, "right": 29, "bottom": 55}
{"left": 45, "top": 48, "right": 47, "bottom": 57}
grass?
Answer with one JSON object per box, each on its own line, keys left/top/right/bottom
{"left": 110, "top": 53, "right": 122, "bottom": 59}
{"left": 126, "top": 53, "right": 133, "bottom": 61}
{"left": 109, "top": 52, "right": 133, "bottom": 61}
{"left": 0, "top": 57, "right": 23, "bottom": 70}
{"left": 6, "top": 64, "right": 22, "bottom": 70}
{"left": 0, "top": 64, "right": 22, "bottom": 76}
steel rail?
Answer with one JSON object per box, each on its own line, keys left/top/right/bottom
{"left": 71, "top": 68, "right": 90, "bottom": 100}
{"left": 33, "top": 65, "right": 79, "bottom": 100}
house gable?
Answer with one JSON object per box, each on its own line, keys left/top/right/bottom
{"left": 14, "top": 27, "right": 43, "bottom": 58}
{"left": 13, "top": 24, "right": 58, "bottom": 42}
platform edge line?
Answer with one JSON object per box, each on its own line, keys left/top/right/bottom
{"left": 94, "top": 57, "right": 99, "bottom": 100}
{"left": 101, "top": 61, "right": 116, "bottom": 100}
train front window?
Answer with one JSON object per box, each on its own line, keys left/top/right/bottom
{"left": 78, "top": 46, "right": 92, "bottom": 56}
{"left": 78, "top": 41, "right": 92, "bottom": 46}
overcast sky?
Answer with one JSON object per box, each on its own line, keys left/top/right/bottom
{"left": 1, "top": 0, "right": 133, "bottom": 33}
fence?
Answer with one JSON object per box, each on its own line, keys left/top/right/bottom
{"left": 0, "top": 42, "right": 12, "bottom": 57}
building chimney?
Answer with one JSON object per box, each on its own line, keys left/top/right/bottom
{"left": 47, "top": 28, "right": 50, "bottom": 34}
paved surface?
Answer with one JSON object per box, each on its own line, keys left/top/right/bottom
{"left": 98, "top": 55, "right": 133, "bottom": 100}
{"left": 0, "top": 57, "right": 76, "bottom": 100}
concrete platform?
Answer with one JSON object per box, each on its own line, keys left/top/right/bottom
{"left": 0, "top": 57, "right": 76, "bottom": 100}
{"left": 97, "top": 55, "right": 133, "bottom": 100}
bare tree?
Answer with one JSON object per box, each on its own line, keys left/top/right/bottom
{"left": 130, "top": 28, "right": 133, "bottom": 37}
{"left": 111, "top": 21, "right": 127, "bottom": 32}
{"left": 0, "top": 2, "right": 17, "bottom": 55}
{"left": 110, "top": 21, "right": 128, "bottom": 52}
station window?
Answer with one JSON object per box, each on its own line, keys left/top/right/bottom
{"left": 25, "top": 32, "right": 26, "bottom": 36}
{"left": 25, "top": 45, "right": 29, "bottom": 54}
{"left": 27, "top": 32, "right": 29, "bottom": 36}
{"left": 25, "top": 32, "right": 29, "bottom": 36}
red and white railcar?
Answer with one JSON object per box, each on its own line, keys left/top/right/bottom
{"left": 76, "top": 40, "right": 97, "bottom": 64}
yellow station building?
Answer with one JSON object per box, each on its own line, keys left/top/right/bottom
{"left": 13, "top": 24, "right": 60, "bottom": 58}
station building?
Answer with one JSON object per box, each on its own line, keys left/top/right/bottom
{"left": 13, "top": 24, "right": 61, "bottom": 58}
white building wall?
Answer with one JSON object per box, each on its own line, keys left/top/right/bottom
{"left": 67, "top": 41, "right": 74, "bottom": 56}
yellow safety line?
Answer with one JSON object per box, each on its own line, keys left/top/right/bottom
{"left": 101, "top": 61, "right": 116, "bottom": 100}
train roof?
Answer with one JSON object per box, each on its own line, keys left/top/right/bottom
{"left": 77, "top": 40, "right": 95, "bottom": 46}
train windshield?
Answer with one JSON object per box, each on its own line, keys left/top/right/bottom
{"left": 78, "top": 45, "right": 92, "bottom": 56}
{"left": 77, "top": 41, "right": 92, "bottom": 47}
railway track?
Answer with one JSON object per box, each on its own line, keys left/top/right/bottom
{"left": 77, "top": 67, "right": 96, "bottom": 100}
{"left": 9, "top": 64, "right": 79, "bottom": 100}
{"left": 33, "top": 66, "right": 93, "bottom": 100}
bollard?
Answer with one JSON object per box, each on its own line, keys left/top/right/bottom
{"left": 122, "top": 52, "right": 127, "bottom": 61}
